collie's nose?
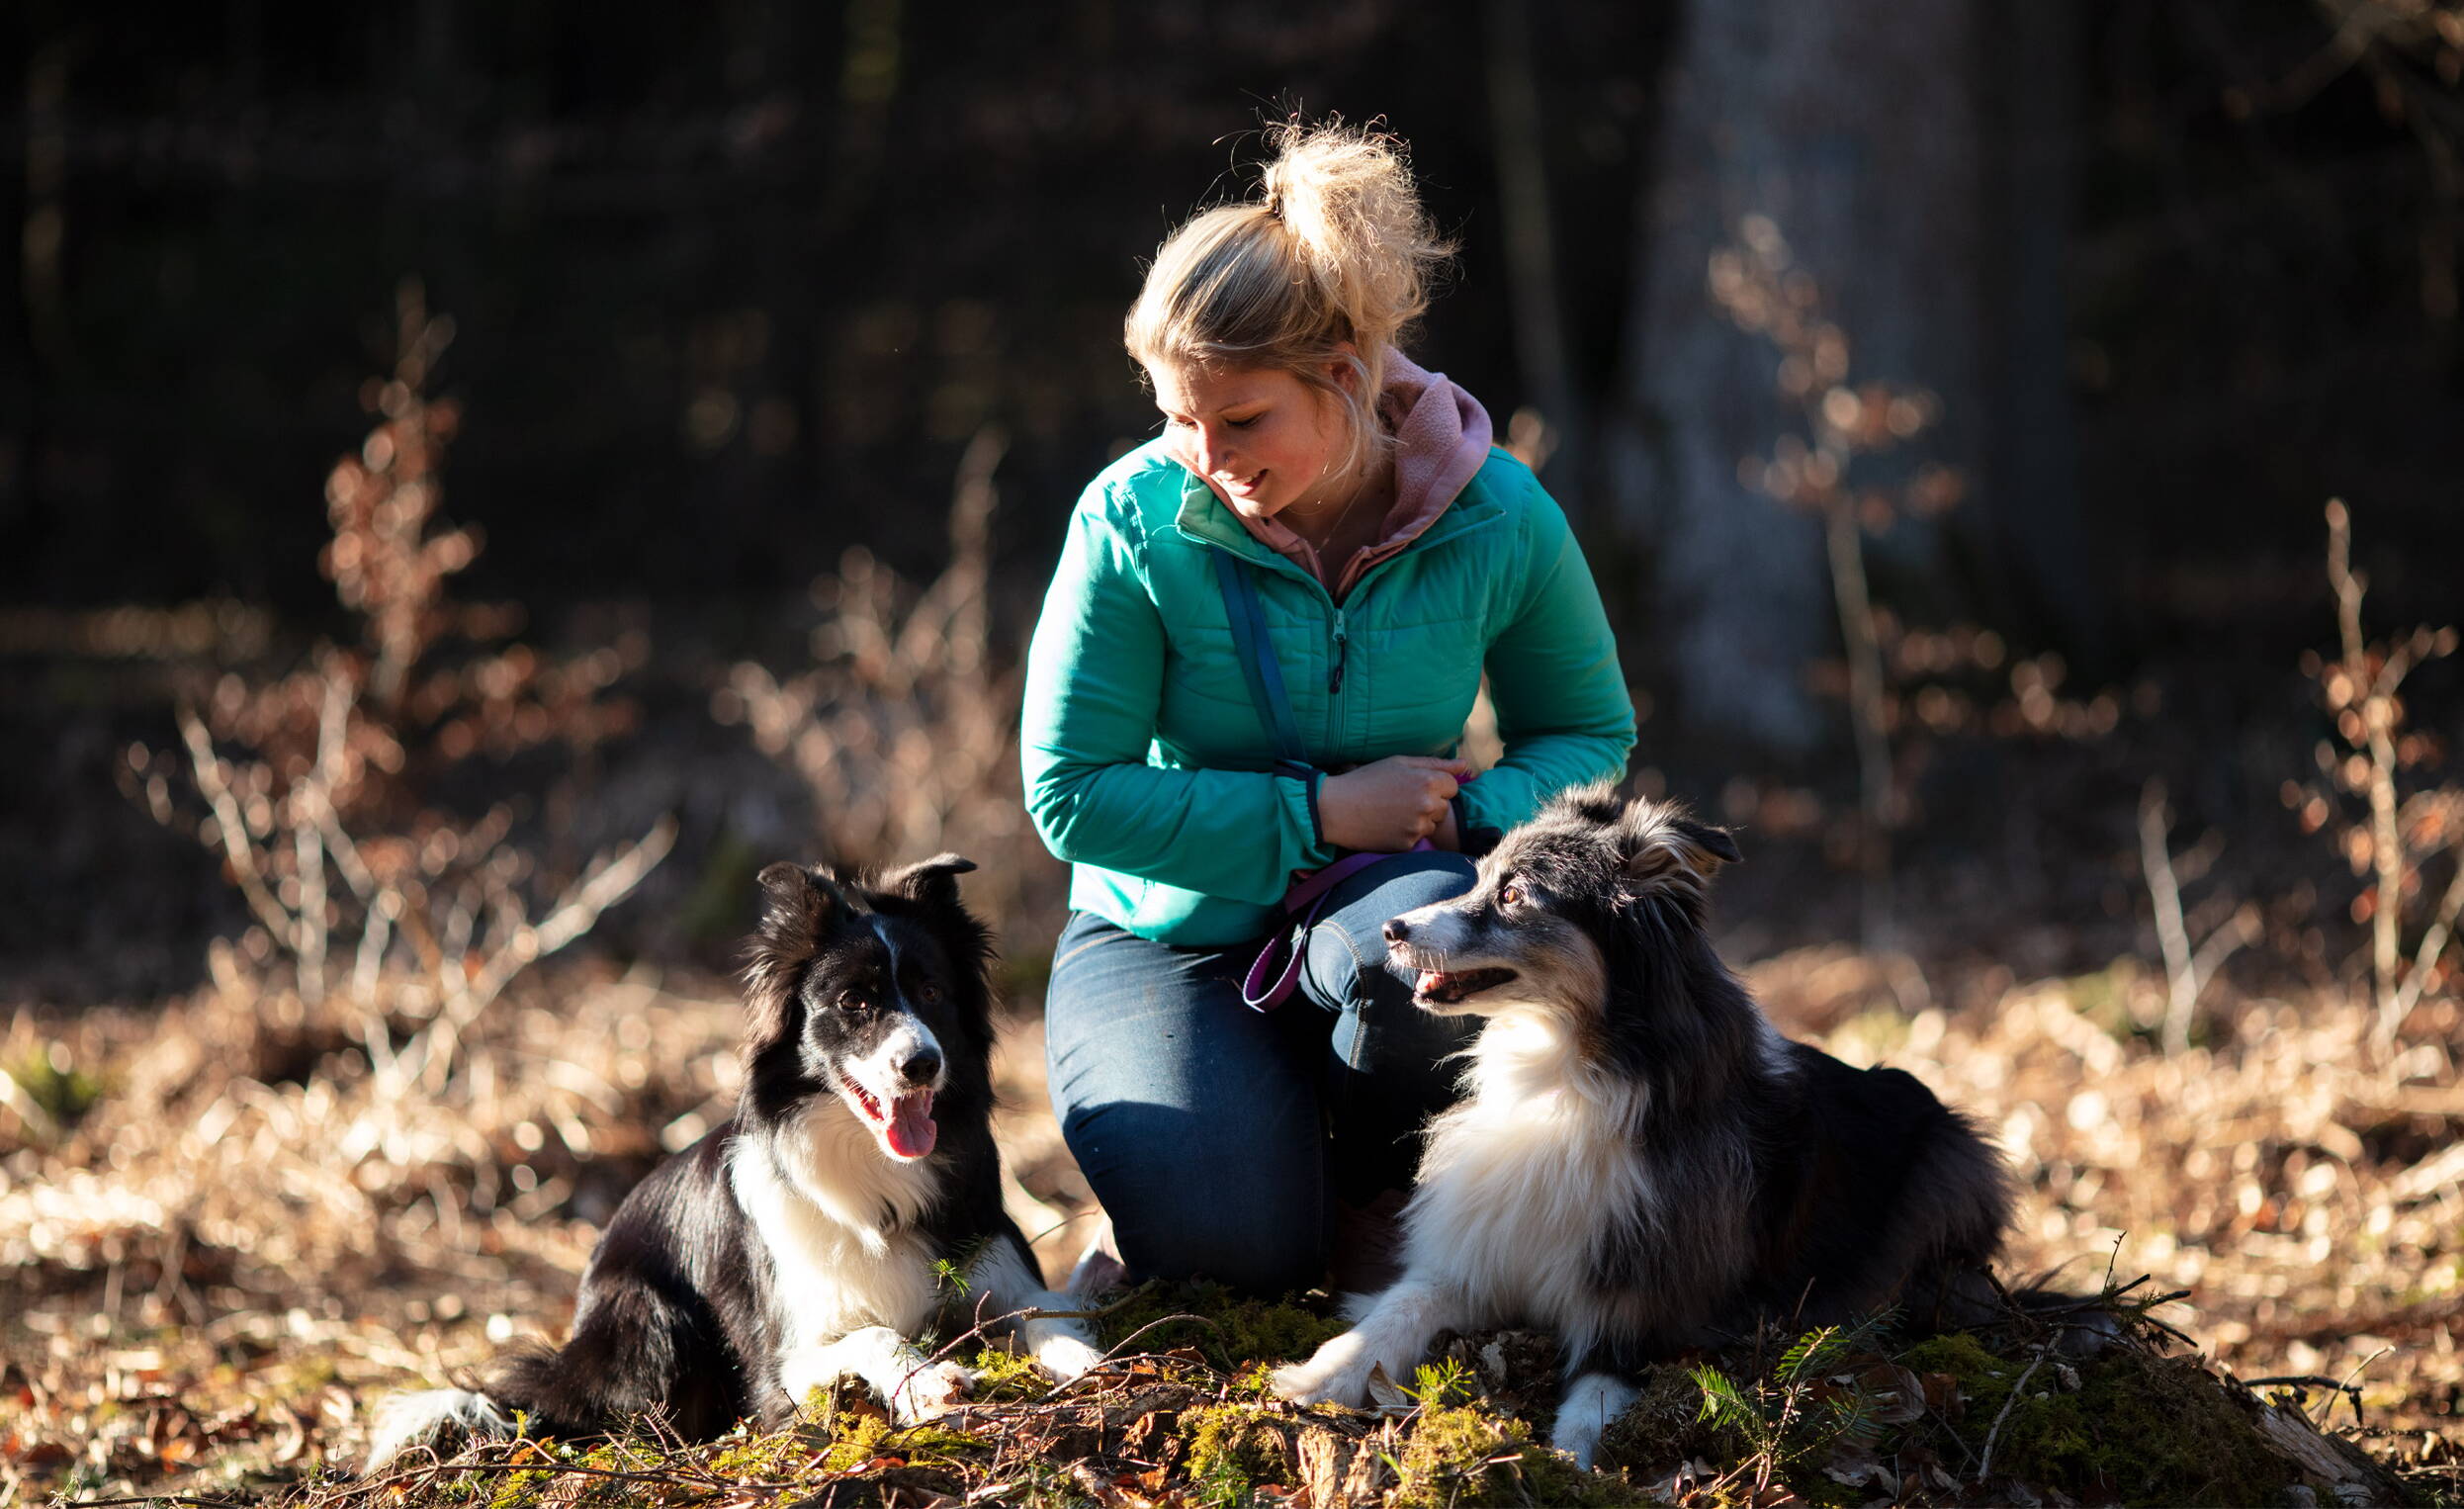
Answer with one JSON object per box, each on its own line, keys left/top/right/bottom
{"left": 1382, "top": 918, "right": 1411, "bottom": 944}
{"left": 899, "top": 1046, "right": 941, "bottom": 1087}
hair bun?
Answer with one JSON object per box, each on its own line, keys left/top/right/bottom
{"left": 1126, "top": 117, "right": 1454, "bottom": 481}
{"left": 1256, "top": 121, "right": 1448, "bottom": 341}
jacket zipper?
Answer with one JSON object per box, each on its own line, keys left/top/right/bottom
{"left": 1328, "top": 609, "right": 1349, "bottom": 694}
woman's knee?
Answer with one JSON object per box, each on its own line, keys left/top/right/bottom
{"left": 1306, "top": 851, "right": 1479, "bottom": 1006}
{"left": 1063, "top": 1099, "right": 1323, "bottom": 1292}
{"left": 1364, "top": 850, "right": 1480, "bottom": 915}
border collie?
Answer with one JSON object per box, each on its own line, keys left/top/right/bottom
{"left": 1272, "top": 789, "right": 2012, "bottom": 1468}
{"left": 366, "top": 854, "right": 1103, "bottom": 1469}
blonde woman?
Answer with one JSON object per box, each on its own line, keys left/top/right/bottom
{"left": 1022, "top": 122, "right": 1634, "bottom": 1293}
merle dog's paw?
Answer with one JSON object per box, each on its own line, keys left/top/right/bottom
{"left": 1271, "top": 1332, "right": 1371, "bottom": 1406}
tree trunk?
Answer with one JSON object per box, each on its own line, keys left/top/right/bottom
{"left": 1614, "top": 0, "right": 2078, "bottom": 756}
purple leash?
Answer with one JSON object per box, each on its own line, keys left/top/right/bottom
{"left": 1240, "top": 841, "right": 1433, "bottom": 1012}
{"left": 1210, "top": 547, "right": 1463, "bottom": 1012}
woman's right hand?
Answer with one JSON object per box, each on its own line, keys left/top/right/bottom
{"left": 1317, "top": 755, "right": 1475, "bottom": 852}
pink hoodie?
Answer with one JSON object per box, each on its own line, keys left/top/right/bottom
{"left": 1188, "top": 350, "right": 1495, "bottom": 598}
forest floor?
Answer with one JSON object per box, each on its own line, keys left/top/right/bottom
{"left": 2, "top": 942, "right": 2457, "bottom": 1506}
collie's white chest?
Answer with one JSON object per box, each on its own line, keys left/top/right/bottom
{"left": 731, "top": 1110, "right": 944, "bottom": 1343}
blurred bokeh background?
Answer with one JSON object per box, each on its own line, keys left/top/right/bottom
{"left": 2, "top": 1, "right": 2461, "bottom": 1499}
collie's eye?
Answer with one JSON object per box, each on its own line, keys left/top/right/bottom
{"left": 836, "top": 991, "right": 872, "bottom": 1013}
{"left": 915, "top": 981, "right": 942, "bottom": 1005}
{"left": 1497, "top": 883, "right": 1524, "bottom": 908}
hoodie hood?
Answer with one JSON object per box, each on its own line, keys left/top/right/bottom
{"left": 1180, "top": 349, "right": 1494, "bottom": 597}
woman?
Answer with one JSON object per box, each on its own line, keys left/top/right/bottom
{"left": 1021, "top": 122, "right": 1634, "bottom": 1294}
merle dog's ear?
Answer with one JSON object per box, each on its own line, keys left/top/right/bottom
{"left": 742, "top": 862, "right": 840, "bottom": 1045}
{"left": 1614, "top": 800, "right": 1739, "bottom": 905}
{"left": 880, "top": 852, "right": 977, "bottom": 908}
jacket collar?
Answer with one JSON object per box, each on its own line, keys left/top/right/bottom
{"left": 1173, "top": 454, "right": 1507, "bottom": 587}
{"left": 1165, "top": 352, "right": 1498, "bottom": 594}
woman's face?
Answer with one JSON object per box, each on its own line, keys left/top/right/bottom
{"left": 1146, "top": 358, "right": 1358, "bottom": 526}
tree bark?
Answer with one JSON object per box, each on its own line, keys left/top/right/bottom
{"left": 1614, "top": 0, "right": 2042, "bottom": 756}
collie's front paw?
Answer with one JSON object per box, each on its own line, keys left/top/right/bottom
{"left": 1033, "top": 1331, "right": 1107, "bottom": 1383}
{"left": 889, "top": 1359, "right": 975, "bottom": 1423}
{"left": 1270, "top": 1331, "right": 1371, "bottom": 1406}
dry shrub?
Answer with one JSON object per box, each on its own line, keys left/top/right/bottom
{"left": 109, "top": 282, "right": 671, "bottom": 1106}
{"left": 712, "top": 427, "right": 1062, "bottom": 945}
{"left": 2287, "top": 499, "right": 2463, "bottom": 1053}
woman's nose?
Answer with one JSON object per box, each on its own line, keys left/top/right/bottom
{"left": 1193, "top": 425, "right": 1236, "bottom": 478}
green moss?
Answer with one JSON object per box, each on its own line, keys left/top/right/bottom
{"left": 1391, "top": 1405, "right": 1652, "bottom": 1509}
{"left": 811, "top": 1413, "right": 984, "bottom": 1475}
{"left": 1897, "top": 1335, "right": 2296, "bottom": 1507}
{"left": 1181, "top": 1402, "right": 1289, "bottom": 1507}
{"left": 1093, "top": 1282, "right": 1347, "bottom": 1373}
{"left": 967, "top": 1343, "right": 1054, "bottom": 1401}
{"left": 706, "top": 1416, "right": 816, "bottom": 1479}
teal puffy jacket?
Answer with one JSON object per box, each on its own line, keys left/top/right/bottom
{"left": 1020, "top": 437, "right": 1635, "bottom": 946}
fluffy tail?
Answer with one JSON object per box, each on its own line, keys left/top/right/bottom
{"left": 361, "top": 1340, "right": 612, "bottom": 1474}
{"left": 362, "top": 1386, "right": 516, "bottom": 1473}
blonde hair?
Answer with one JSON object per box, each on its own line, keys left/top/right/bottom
{"left": 1126, "top": 121, "right": 1453, "bottom": 480}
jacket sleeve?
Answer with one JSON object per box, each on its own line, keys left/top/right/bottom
{"left": 1453, "top": 485, "right": 1636, "bottom": 839}
{"left": 1019, "top": 487, "right": 1337, "bottom": 906}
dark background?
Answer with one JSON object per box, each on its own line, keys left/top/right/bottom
{"left": 4, "top": 0, "right": 2460, "bottom": 999}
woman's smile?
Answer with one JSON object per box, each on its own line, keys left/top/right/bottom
{"left": 1146, "top": 359, "right": 1361, "bottom": 527}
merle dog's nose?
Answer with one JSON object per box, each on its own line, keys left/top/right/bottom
{"left": 1383, "top": 918, "right": 1411, "bottom": 944}
{"left": 899, "top": 1046, "right": 942, "bottom": 1087}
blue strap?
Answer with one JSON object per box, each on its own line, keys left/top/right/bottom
{"left": 1212, "top": 549, "right": 1307, "bottom": 765}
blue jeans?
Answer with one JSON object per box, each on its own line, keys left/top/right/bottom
{"left": 1043, "top": 851, "right": 1479, "bottom": 1294}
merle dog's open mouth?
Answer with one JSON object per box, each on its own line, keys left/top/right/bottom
{"left": 838, "top": 1070, "right": 938, "bottom": 1160}
{"left": 1413, "top": 967, "right": 1517, "bottom": 1005}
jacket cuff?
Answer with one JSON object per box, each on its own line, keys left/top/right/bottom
{"left": 1451, "top": 792, "right": 1504, "bottom": 858}
{"left": 1275, "top": 760, "right": 1329, "bottom": 854}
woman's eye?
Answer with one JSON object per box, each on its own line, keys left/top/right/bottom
{"left": 1497, "top": 884, "right": 1524, "bottom": 908}
{"left": 1227, "top": 414, "right": 1259, "bottom": 428}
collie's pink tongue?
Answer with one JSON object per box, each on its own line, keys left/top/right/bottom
{"left": 885, "top": 1091, "right": 937, "bottom": 1159}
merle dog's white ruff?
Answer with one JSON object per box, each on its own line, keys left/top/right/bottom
{"left": 367, "top": 856, "right": 1102, "bottom": 1471}
{"left": 1272, "top": 789, "right": 2012, "bottom": 1469}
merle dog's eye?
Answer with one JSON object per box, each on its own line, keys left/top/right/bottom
{"left": 915, "top": 980, "right": 942, "bottom": 1005}
{"left": 1497, "top": 883, "right": 1525, "bottom": 908}
{"left": 836, "top": 991, "right": 872, "bottom": 1013}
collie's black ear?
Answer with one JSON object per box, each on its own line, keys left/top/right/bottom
{"left": 754, "top": 861, "right": 841, "bottom": 941}
{"left": 1614, "top": 800, "right": 1738, "bottom": 900}
{"left": 880, "top": 852, "right": 977, "bottom": 908}
{"left": 743, "top": 862, "right": 839, "bottom": 1046}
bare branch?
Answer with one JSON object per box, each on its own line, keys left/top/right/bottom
{"left": 178, "top": 707, "right": 299, "bottom": 951}
{"left": 2141, "top": 780, "right": 2200, "bottom": 1054}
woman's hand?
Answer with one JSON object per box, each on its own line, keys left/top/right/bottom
{"left": 1318, "top": 755, "right": 1475, "bottom": 852}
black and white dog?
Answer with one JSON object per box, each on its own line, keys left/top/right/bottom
{"left": 367, "top": 855, "right": 1103, "bottom": 1469}
{"left": 1272, "top": 789, "right": 2013, "bottom": 1467}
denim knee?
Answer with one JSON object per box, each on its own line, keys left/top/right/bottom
{"left": 1304, "top": 850, "right": 1480, "bottom": 1009}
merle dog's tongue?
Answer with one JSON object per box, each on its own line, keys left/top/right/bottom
{"left": 885, "top": 1090, "right": 937, "bottom": 1159}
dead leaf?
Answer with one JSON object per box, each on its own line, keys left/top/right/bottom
{"left": 1364, "top": 1363, "right": 1411, "bottom": 1414}
{"left": 1854, "top": 1362, "right": 1927, "bottom": 1424}
{"left": 1821, "top": 1440, "right": 1893, "bottom": 1490}
{"left": 1919, "top": 1371, "right": 1964, "bottom": 1421}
